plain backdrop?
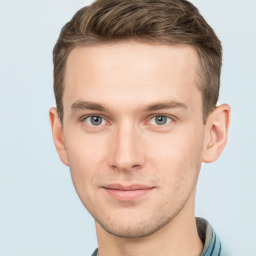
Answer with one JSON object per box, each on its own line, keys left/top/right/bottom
{"left": 0, "top": 0, "right": 256, "bottom": 255}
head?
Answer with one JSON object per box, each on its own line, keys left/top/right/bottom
{"left": 50, "top": 0, "right": 230, "bottom": 238}
{"left": 53, "top": 0, "right": 222, "bottom": 124}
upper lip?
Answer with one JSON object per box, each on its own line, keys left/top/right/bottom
{"left": 102, "top": 184, "right": 155, "bottom": 190}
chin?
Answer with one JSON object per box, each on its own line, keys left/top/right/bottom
{"left": 95, "top": 209, "right": 178, "bottom": 239}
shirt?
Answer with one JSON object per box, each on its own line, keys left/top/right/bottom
{"left": 91, "top": 217, "right": 224, "bottom": 256}
{"left": 197, "top": 217, "right": 222, "bottom": 256}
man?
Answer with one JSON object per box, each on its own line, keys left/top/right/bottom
{"left": 49, "top": 0, "right": 231, "bottom": 255}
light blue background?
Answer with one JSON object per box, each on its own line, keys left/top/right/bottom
{"left": 0, "top": 0, "right": 255, "bottom": 255}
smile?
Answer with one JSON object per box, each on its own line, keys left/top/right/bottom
{"left": 102, "top": 184, "right": 155, "bottom": 202}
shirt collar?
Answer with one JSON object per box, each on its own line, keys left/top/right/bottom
{"left": 196, "top": 217, "right": 222, "bottom": 256}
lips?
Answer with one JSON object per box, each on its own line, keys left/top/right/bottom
{"left": 102, "top": 184, "right": 155, "bottom": 201}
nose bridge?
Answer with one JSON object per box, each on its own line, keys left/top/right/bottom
{"left": 109, "top": 119, "right": 144, "bottom": 171}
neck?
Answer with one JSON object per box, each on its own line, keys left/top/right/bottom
{"left": 95, "top": 189, "right": 203, "bottom": 256}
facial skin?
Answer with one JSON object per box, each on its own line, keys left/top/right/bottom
{"left": 50, "top": 42, "right": 230, "bottom": 255}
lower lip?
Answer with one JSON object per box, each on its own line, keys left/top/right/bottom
{"left": 103, "top": 188, "right": 154, "bottom": 202}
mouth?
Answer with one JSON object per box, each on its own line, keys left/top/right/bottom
{"left": 102, "top": 184, "right": 155, "bottom": 202}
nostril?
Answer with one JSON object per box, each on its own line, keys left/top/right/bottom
{"left": 112, "top": 161, "right": 145, "bottom": 172}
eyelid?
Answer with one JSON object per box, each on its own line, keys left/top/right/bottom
{"left": 80, "top": 113, "right": 105, "bottom": 121}
{"left": 147, "top": 113, "right": 175, "bottom": 121}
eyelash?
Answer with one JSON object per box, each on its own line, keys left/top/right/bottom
{"left": 147, "top": 115, "right": 173, "bottom": 126}
{"left": 80, "top": 114, "right": 175, "bottom": 128}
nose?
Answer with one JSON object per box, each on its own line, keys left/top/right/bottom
{"left": 108, "top": 121, "right": 146, "bottom": 172}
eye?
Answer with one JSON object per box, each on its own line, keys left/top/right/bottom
{"left": 84, "top": 116, "right": 106, "bottom": 126}
{"left": 149, "top": 115, "right": 172, "bottom": 126}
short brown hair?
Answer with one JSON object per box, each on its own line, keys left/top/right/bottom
{"left": 53, "top": 0, "right": 222, "bottom": 123}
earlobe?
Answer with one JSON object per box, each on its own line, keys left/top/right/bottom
{"left": 49, "top": 107, "right": 69, "bottom": 166}
{"left": 202, "top": 104, "right": 231, "bottom": 163}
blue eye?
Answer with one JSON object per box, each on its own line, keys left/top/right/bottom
{"left": 84, "top": 116, "right": 106, "bottom": 126}
{"left": 149, "top": 115, "right": 172, "bottom": 125}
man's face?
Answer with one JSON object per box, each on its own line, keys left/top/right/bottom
{"left": 61, "top": 42, "right": 206, "bottom": 237}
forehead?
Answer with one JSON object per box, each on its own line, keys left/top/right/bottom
{"left": 63, "top": 42, "right": 202, "bottom": 114}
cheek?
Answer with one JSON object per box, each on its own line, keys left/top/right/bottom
{"left": 64, "top": 128, "right": 107, "bottom": 191}
{"left": 63, "top": 130, "right": 110, "bottom": 215}
{"left": 146, "top": 131, "right": 202, "bottom": 209}
{"left": 147, "top": 126, "right": 203, "bottom": 182}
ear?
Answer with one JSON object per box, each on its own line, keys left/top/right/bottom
{"left": 49, "top": 107, "right": 69, "bottom": 166}
{"left": 202, "top": 104, "right": 231, "bottom": 163}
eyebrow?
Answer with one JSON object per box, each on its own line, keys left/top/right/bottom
{"left": 71, "top": 100, "right": 188, "bottom": 113}
{"left": 142, "top": 101, "right": 188, "bottom": 112}
{"left": 71, "top": 101, "right": 107, "bottom": 112}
